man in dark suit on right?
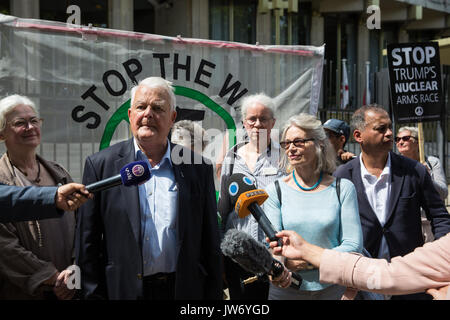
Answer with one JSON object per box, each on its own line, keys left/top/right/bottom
{"left": 334, "top": 104, "right": 450, "bottom": 300}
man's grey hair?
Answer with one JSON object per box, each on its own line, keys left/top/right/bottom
{"left": 398, "top": 126, "right": 418, "bottom": 139}
{"left": 351, "top": 104, "right": 388, "bottom": 132}
{"left": 240, "top": 93, "right": 275, "bottom": 120}
{"left": 0, "top": 94, "right": 38, "bottom": 134}
{"left": 279, "top": 113, "right": 336, "bottom": 175}
{"left": 171, "top": 120, "right": 208, "bottom": 151}
{"left": 130, "top": 77, "right": 176, "bottom": 111}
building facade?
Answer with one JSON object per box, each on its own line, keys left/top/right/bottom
{"left": 1, "top": 0, "right": 449, "bottom": 184}
{"left": 2, "top": 0, "right": 449, "bottom": 111}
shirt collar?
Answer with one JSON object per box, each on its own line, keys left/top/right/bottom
{"left": 359, "top": 152, "right": 391, "bottom": 179}
{"left": 229, "top": 139, "right": 279, "bottom": 158}
{"left": 133, "top": 138, "right": 173, "bottom": 169}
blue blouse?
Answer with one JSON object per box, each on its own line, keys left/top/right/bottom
{"left": 265, "top": 177, "right": 363, "bottom": 291}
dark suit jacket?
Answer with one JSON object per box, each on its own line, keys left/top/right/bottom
{"left": 0, "top": 184, "right": 62, "bottom": 222}
{"left": 75, "top": 139, "right": 223, "bottom": 300}
{"left": 334, "top": 152, "right": 450, "bottom": 259}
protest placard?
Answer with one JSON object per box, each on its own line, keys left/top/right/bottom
{"left": 387, "top": 42, "right": 443, "bottom": 123}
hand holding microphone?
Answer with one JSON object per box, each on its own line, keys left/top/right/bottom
{"left": 55, "top": 183, "right": 93, "bottom": 211}
{"left": 221, "top": 229, "right": 302, "bottom": 289}
{"left": 85, "top": 161, "right": 150, "bottom": 193}
{"left": 57, "top": 161, "right": 150, "bottom": 211}
{"left": 227, "top": 173, "right": 282, "bottom": 246}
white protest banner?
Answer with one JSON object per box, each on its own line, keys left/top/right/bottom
{"left": 0, "top": 14, "right": 324, "bottom": 181}
{"left": 387, "top": 42, "right": 443, "bottom": 123}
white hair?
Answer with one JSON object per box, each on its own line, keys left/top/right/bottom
{"left": 171, "top": 120, "right": 208, "bottom": 151}
{"left": 240, "top": 93, "right": 275, "bottom": 120}
{"left": 398, "top": 126, "right": 418, "bottom": 139}
{"left": 130, "top": 77, "right": 176, "bottom": 111}
{"left": 0, "top": 94, "right": 38, "bottom": 134}
{"left": 280, "top": 113, "right": 336, "bottom": 175}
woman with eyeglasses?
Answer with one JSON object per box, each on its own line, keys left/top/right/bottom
{"left": 396, "top": 126, "right": 448, "bottom": 243}
{"left": 0, "top": 94, "right": 76, "bottom": 300}
{"left": 396, "top": 126, "right": 447, "bottom": 202}
{"left": 263, "top": 113, "right": 363, "bottom": 300}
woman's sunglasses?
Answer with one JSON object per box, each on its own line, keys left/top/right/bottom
{"left": 395, "top": 136, "right": 414, "bottom": 143}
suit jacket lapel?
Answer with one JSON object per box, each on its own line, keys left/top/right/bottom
{"left": 172, "top": 164, "right": 186, "bottom": 254}
{"left": 386, "top": 152, "right": 405, "bottom": 225}
{"left": 115, "top": 139, "right": 141, "bottom": 246}
{"left": 351, "top": 157, "right": 380, "bottom": 225}
{"left": 171, "top": 143, "right": 188, "bottom": 257}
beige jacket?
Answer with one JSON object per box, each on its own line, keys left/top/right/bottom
{"left": 0, "top": 153, "right": 75, "bottom": 299}
{"left": 320, "top": 233, "right": 450, "bottom": 298}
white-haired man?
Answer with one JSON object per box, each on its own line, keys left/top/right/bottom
{"left": 218, "top": 92, "right": 283, "bottom": 300}
{"left": 76, "top": 77, "right": 222, "bottom": 300}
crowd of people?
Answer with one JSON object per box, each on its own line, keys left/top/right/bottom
{"left": 0, "top": 77, "right": 449, "bottom": 300}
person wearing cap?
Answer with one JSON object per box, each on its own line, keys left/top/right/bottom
{"left": 323, "top": 119, "right": 355, "bottom": 166}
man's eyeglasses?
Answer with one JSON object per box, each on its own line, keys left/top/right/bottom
{"left": 280, "top": 138, "right": 315, "bottom": 149}
{"left": 9, "top": 117, "right": 43, "bottom": 129}
{"left": 245, "top": 117, "right": 273, "bottom": 126}
{"left": 394, "top": 136, "right": 414, "bottom": 143}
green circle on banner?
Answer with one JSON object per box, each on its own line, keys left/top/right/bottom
{"left": 99, "top": 86, "right": 237, "bottom": 151}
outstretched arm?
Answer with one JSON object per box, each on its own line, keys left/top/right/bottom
{"left": 269, "top": 231, "right": 450, "bottom": 297}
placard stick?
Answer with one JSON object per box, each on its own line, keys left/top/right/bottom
{"left": 418, "top": 122, "right": 425, "bottom": 163}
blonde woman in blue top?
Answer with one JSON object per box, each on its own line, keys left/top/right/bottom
{"left": 265, "top": 113, "right": 363, "bottom": 300}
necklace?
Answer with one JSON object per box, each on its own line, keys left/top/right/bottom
{"left": 9, "top": 156, "right": 41, "bottom": 183}
{"left": 293, "top": 170, "right": 323, "bottom": 191}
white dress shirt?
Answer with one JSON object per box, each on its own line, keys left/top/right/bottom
{"left": 359, "top": 153, "right": 392, "bottom": 261}
{"left": 134, "top": 139, "right": 178, "bottom": 276}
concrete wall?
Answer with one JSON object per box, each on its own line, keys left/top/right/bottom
{"left": 10, "top": 0, "right": 39, "bottom": 18}
{"left": 108, "top": 0, "right": 134, "bottom": 31}
{"left": 154, "top": 1, "right": 192, "bottom": 37}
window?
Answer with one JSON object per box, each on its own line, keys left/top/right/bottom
{"left": 270, "top": 2, "right": 311, "bottom": 45}
{"left": 134, "top": 0, "right": 154, "bottom": 34}
{"left": 209, "top": 0, "right": 257, "bottom": 44}
{"left": 408, "top": 29, "right": 440, "bottom": 43}
{"left": 381, "top": 25, "right": 398, "bottom": 68}
{"left": 0, "top": 0, "right": 9, "bottom": 15}
{"left": 323, "top": 14, "right": 357, "bottom": 109}
{"left": 323, "top": 15, "right": 338, "bottom": 108}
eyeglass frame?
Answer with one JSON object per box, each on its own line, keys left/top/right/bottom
{"left": 244, "top": 116, "right": 274, "bottom": 126}
{"left": 394, "top": 135, "right": 415, "bottom": 143}
{"left": 280, "top": 138, "right": 315, "bottom": 149}
{"left": 8, "top": 117, "right": 43, "bottom": 129}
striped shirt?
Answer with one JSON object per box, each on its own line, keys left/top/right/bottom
{"left": 219, "top": 141, "right": 285, "bottom": 242}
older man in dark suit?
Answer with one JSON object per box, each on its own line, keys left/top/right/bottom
{"left": 75, "top": 77, "right": 222, "bottom": 300}
{"left": 334, "top": 104, "right": 450, "bottom": 300}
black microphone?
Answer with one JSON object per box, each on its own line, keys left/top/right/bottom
{"left": 227, "top": 173, "right": 281, "bottom": 244}
{"left": 86, "top": 161, "right": 151, "bottom": 193}
{"left": 221, "top": 229, "right": 302, "bottom": 289}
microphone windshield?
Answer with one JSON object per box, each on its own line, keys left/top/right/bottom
{"left": 221, "top": 229, "right": 273, "bottom": 275}
{"left": 119, "top": 161, "right": 151, "bottom": 186}
{"left": 227, "top": 173, "right": 256, "bottom": 206}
